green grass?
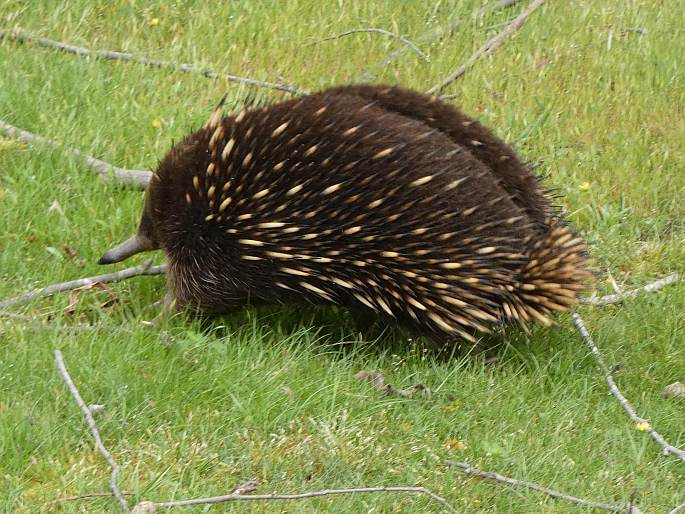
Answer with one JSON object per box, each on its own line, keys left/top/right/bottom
{"left": 1, "top": 1, "right": 684, "bottom": 512}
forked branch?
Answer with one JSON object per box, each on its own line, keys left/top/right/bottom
{"left": 361, "top": 0, "right": 522, "bottom": 81}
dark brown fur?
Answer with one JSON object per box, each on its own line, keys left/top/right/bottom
{"left": 102, "top": 86, "right": 591, "bottom": 342}
{"left": 325, "top": 85, "right": 553, "bottom": 225}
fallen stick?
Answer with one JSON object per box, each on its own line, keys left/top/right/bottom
{"left": 447, "top": 461, "right": 633, "bottom": 513}
{"left": 54, "top": 350, "right": 130, "bottom": 513}
{"left": 573, "top": 313, "right": 685, "bottom": 464}
{"left": 0, "top": 28, "right": 303, "bottom": 95}
{"left": 426, "top": 0, "right": 545, "bottom": 95}
{"left": 0, "top": 260, "right": 166, "bottom": 310}
{"left": 321, "top": 28, "right": 429, "bottom": 62}
{"left": 360, "top": 0, "right": 521, "bottom": 81}
{"left": 0, "top": 119, "right": 151, "bottom": 189}
{"left": 584, "top": 273, "right": 680, "bottom": 306}
{"left": 149, "top": 485, "right": 458, "bottom": 512}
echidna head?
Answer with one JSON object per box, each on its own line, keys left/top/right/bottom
{"left": 98, "top": 189, "right": 160, "bottom": 264}
{"left": 99, "top": 99, "right": 224, "bottom": 266}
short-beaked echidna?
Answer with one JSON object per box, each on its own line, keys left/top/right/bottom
{"left": 99, "top": 85, "right": 591, "bottom": 341}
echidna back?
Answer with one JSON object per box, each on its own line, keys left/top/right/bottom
{"left": 325, "top": 85, "right": 552, "bottom": 225}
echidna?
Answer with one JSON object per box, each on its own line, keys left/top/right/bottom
{"left": 99, "top": 85, "right": 590, "bottom": 342}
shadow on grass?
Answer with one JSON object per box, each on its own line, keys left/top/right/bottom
{"left": 162, "top": 301, "right": 547, "bottom": 368}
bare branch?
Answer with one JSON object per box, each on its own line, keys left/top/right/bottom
{"left": 0, "top": 28, "right": 303, "bottom": 95}
{"left": 584, "top": 273, "right": 680, "bottom": 306}
{"left": 322, "top": 28, "right": 429, "bottom": 62}
{"left": 152, "top": 485, "right": 458, "bottom": 512}
{"left": 447, "top": 461, "right": 631, "bottom": 512}
{"left": 54, "top": 350, "right": 130, "bottom": 513}
{"left": 426, "top": 0, "right": 545, "bottom": 95}
{"left": 0, "top": 260, "right": 167, "bottom": 310}
{"left": 572, "top": 313, "right": 685, "bottom": 463}
{"left": 360, "top": 0, "right": 522, "bottom": 81}
{"left": 0, "top": 119, "right": 152, "bottom": 189}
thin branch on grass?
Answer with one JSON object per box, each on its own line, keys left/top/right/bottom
{"left": 426, "top": 0, "right": 545, "bottom": 95}
{"left": 0, "top": 119, "right": 152, "bottom": 189}
{"left": 321, "top": 28, "right": 429, "bottom": 62}
{"left": 572, "top": 313, "right": 685, "bottom": 464}
{"left": 0, "top": 28, "right": 303, "bottom": 95}
{"left": 151, "top": 485, "right": 458, "bottom": 512}
{"left": 360, "top": 0, "right": 521, "bottom": 81}
{"left": 584, "top": 273, "right": 680, "bottom": 306}
{"left": 54, "top": 350, "right": 130, "bottom": 513}
{"left": 447, "top": 461, "right": 632, "bottom": 513}
{"left": 0, "top": 260, "right": 167, "bottom": 310}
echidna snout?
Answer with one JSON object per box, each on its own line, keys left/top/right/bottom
{"left": 99, "top": 191, "right": 160, "bottom": 264}
{"left": 99, "top": 85, "right": 591, "bottom": 341}
{"left": 98, "top": 234, "right": 148, "bottom": 264}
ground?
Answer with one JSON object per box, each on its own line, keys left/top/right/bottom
{"left": 0, "top": 1, "right": 683, "bottom": 512}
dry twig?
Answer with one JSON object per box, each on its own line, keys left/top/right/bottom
{"left": 151, "top": 485, "right": 457, "bottom": 512}
{"left": 573, "top": 313, "right": 685, "bottom": 464}
{"left": 447, "top": 461, "right": 632, "bottom": 512}
{"left": 54, "top": 350, "right": 130, "bottom": 513}
{"left": 0, "top": 28, "right": 303, "bottom": 95}
{"left": 0, "top": 119, "right": 151, "bottom": 189}
{"left": 360, "top": 0, "right": 521, "bottom": 81}
{"left": 426, "top": 0, "right": 545, "bottom": 95}
{"left": 322, "top": 28, "right": 429, "bottom": 62}
{"left": 584, "top": 273, "right": 680, "bottom": 306}
{"left": 0, "top": 260, "right": 166, "bottom": 310}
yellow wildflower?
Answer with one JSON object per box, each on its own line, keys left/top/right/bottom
{"left": 151, "top": 119, "right": 162, "bottom": 128}
{"left": 444, "top": 439, "right": 466, "bottom": 451}
{"left": 635, "top": 421, "right": 651, "bottom": 432}
{"left": 578, "top": 181, "right": 590, "bottom": 191}
{"left": 149, "top": 17, "right": 160, "bottom": 26}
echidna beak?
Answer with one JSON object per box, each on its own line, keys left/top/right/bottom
{"left": 98, "top": 235, "right": 150, "bottom": 265}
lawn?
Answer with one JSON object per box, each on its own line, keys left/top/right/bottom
{"left": 0, "top": 1, "right": 683, "bottom": 512}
